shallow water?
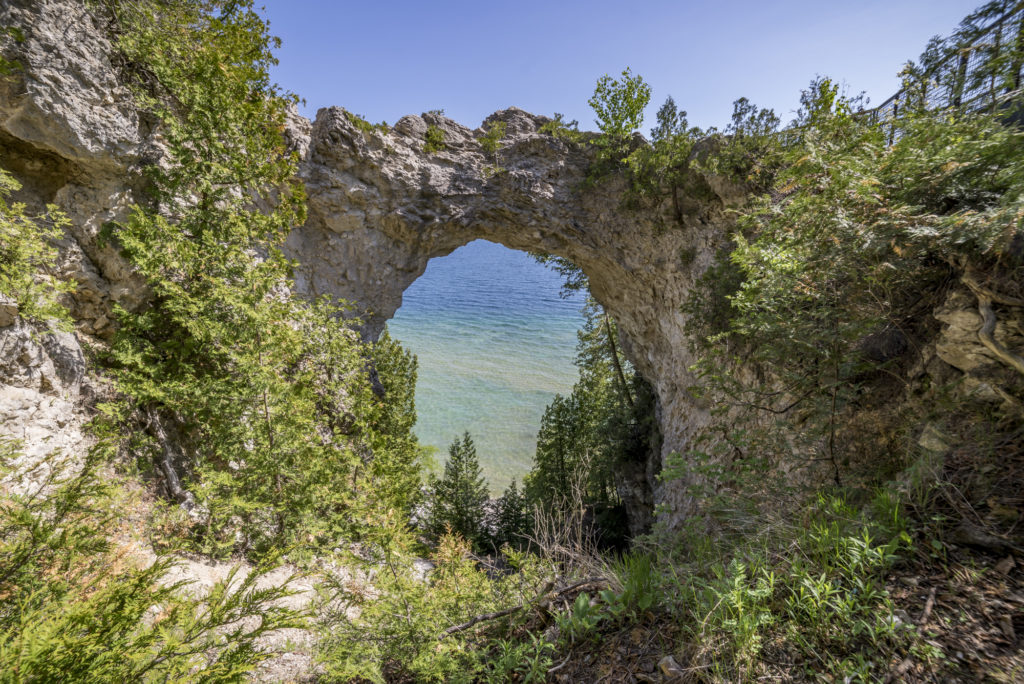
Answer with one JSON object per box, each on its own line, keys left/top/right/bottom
{"left": 386, "top": 240, "right": 585, "bottom": 492}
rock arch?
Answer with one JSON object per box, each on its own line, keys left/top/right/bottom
{"left": 286, "top": 106, "right": 739, "bottom": 529}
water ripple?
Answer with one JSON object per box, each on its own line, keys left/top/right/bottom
{"left": 387, "top": 240, "right": 584, "bottom": 492}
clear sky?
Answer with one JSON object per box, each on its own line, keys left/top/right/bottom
{"left": 260, "top": 0, "right": 982, "bottom": 133}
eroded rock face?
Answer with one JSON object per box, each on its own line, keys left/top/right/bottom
{"left": 1, "top": 0, "right": 730, "bottom": 531}
{"left": 1, "top": 0, "right": 148, "bottom": 339}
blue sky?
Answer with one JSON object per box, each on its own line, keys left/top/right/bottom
{"left": 260, "top": 0, "right": 982, "bottom": 132}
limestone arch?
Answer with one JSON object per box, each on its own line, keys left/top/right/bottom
{"left": 285, "top": 106, "right": 737, "bottom": 529}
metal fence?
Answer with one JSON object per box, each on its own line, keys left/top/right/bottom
{"left": 862, "top": 4, "right": 1024, "bottom": 138}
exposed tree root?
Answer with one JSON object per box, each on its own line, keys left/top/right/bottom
{"left": 961, "top": 276, "right": 1024, "bottom": 378}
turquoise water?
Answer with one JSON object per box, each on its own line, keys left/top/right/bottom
{"left": 386, "top": 240, "right": 585, "bottom": 493}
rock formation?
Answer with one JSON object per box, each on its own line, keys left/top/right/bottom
{"left": 286, "top": 106, "right": 739, "bottom": 530}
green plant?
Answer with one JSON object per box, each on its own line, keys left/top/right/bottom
{"left": 344, "top": 109, "right": 389, "bottom": 135}
{"left": 492, "top": 478, "right": 531, "bottom": 550}
{"left": 554, "top": 592, "right": 604, "bottom": 645}
{"left": 482, "top": 634, "right": 554, "bottom": 683}
{"left": 588, "top": 67, "right": 651, "bottom": 163}
{"left": 0, "top": 438, "right": 303, "bottom": 681}
{"left": 424, "top": 124, "right": 446, "bottom": 153}
{"left": 93, "top": 0, "right": 423, "bottom": 558}
{"left": 316, "top": 527, "right": 547, "bottom": 682}
{"left": 538, "top": 112, "right": 582, "bottom": 142}
{"left": 0, "top": 26, "right": 25, "bottom": 76}
{"left": 0, "top": 167, "right": 73, "bottom": 326}
{"left": 600, "top": 552, "right": 657, "bottom": 622}
{"left": 479, "top": 120, "right": 506, "bottom": 158}
{"left": 426, "top": 432, "right": 490, "bottom": 550}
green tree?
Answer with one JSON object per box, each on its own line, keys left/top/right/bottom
{"left": 0, "top": 167, "right": 72, "bottom": 325}
{"left": 95, "top": 0, "right": 422, "bottom": 557}
{"left": 492, "top": 479, "right": 531, "bottom": 550}
{"left": 685, "top": 75, "right": 1024, "bottom": 490}
{"left": 0, "top": 439, "right": 302, "bottom": 681}
{"left": 627, "top": 95, "right": 702, "bottom": 217}
{"left": 427, "top": 432, "right": 490, "bottom": 548}
{"left": 588, "top": 67, "right": 651, "bottom": 168}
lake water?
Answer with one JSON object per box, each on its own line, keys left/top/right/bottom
{"left": 386, "top": 240, "right": 585, "bottom": 493}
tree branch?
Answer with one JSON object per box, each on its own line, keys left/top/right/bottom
{"left": 143, "top": 407, "right": 195, "bottom": 510}
{"left": 438, "top": 606, "right": 524, "bottom": 639}
{"left": 962, "top": 274, "right": 1024, "bottom": 307}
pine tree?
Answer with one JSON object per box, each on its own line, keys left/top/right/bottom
{"left": 96, "top": 0, "right": 422, "bottom": 556}
{"left": 493, "top": 479, "right": 531, "bottom": 550}
{"left": 427, "top": 432, "right": 489, "bottom": 548}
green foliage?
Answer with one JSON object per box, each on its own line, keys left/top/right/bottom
{"left": 526, "top": 299, "right": 656, "bottom": 528}
{"left": 316, "top": 526, "right": 548, "bottom": 682}
{"left": 657, "top": 488, "right": 917, "bottom": 681}
{"left": 530, "top": 252, "right": 589, "bottom": 295}
{"left": 906, "top": 0, "right": 1024, "bottom": 108}
{"left": 554, "top": 593, "right": 604, "bottom": 646}
{"left": 599, "top": 552, "right": 657, "bottom": 623}
{"left": 424, "top": 124, "right": 446, "bottom": 153}
{"left": 345, "top": 109, "right": 389, "bottom": 135}
{"left": 0, "top": 26, "right": 25, "bottom": 76}
{"left": 588, "top": 68, "right": 651, "bottom": 161}
{"left": 478, "top": 120, "right": 506, "bottom": 158}
{"left": 427, "top": 432, "right": 490, "bottom": 549}
{"left": 0, "top": 167, "right": 73, "bottom": 326}
{"left": 480, "top": 634, "right": 554, "bottom": 683}
{"left": 698, "top": 96, "right": 783, "bottom": 192}
{"left": 492, "top": 478, "right": 531, "bottom": 550}
{"left": 95, "top": 0, "right": 422, "bottom": 557}
{"left": 538, "top": 112, "right": 582, "bottom": 142}
{"left": 0, "top": 439, "right": 303, "bottom": 681}
{"left": 622, "top": 95, "right": 703, "bottom": 215}
{"left": 681, "top": 75, "right": 1024, "bottom": 494}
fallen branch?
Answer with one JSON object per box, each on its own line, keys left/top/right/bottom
{"left": 554, "top": 576, "right": 612, "bottom": 595}
{"left": 548, "top": 654, "right": 571, "bottom": 675}
{"left": 439, "top": 606, "right": 524, "bottom": 639}
{"left": 919, "top": 586, "right": 937, "bottom": 626}
{"left": 437, "top": 577, "right": 610, "bottom": 640}
{"left": 962, "top": 274, "right": 1024, "bottom": 308}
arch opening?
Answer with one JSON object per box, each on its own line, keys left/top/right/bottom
{"left": 386, "top": 239, "right": 585, "bottom": 492}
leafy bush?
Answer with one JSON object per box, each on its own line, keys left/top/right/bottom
{"left": 345, "top": 109, "right": 389, "bottom": 135}
{"left": 316, "top": 525, "right": 548, "bottom": 682}
{"left": 478, "top": 120, "right": 506, "bottom": 158}
{"left": 424, "top": 124, "right": 446, "bottom": 153}
{"left": 0, "top": 167, "right": 72, "bottom": 325}
{"left": 657, "top": 489, "right": 917, "bottom": 681}
{"left": 588, "top": 67, "right": 651, "bottom": 167}
{"left": 538, "top": 112, "right": 582, "bottom": 142}
{"left": 0, "top": 439, "right": 303, "bottom": 681}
